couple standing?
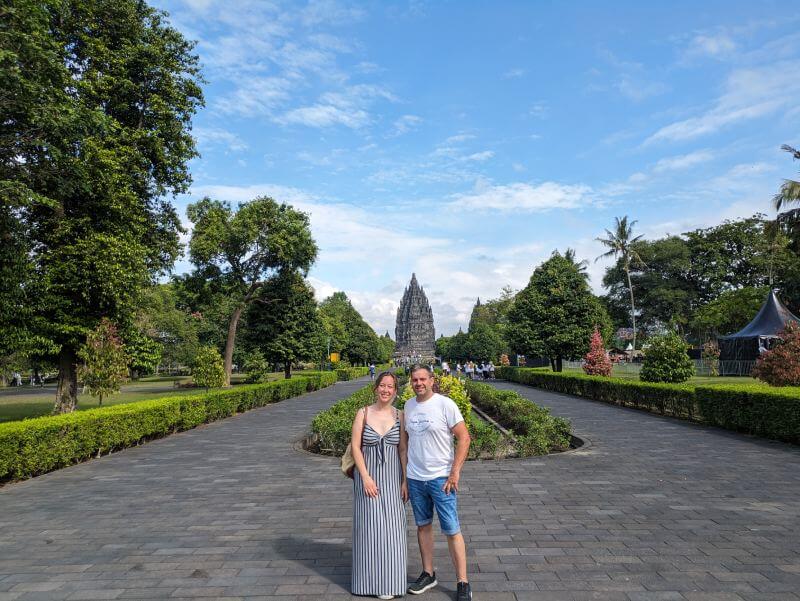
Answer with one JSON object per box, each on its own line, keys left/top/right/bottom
{"left": 350, "top": 365, "right": 472, "bottom": 601}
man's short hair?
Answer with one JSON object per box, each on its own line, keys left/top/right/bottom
{"left": 410, "top": 364, "right": 433, "bottom": 376}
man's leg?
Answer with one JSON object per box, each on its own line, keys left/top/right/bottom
{"left": 417, "top": 523, "right": 435, "bottom": 575}
{"left": 446, "top": 533, "right": 468, "bottom": 582}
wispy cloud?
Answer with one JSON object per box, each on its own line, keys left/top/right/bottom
{"left": 653, "top": 149, "right": 714, "bottom": 172}
{"left": 461, "top": 151, "right": 494, "bottom": 162}
{"left": 390, "top": 114, "right": 423, "bottom": 137}
{"left": 276, "top": 84, "right": 398, "bottom": 128}
{"left": 646, "top": 60, "right": 800, "bottom": 144}
{"left": 685, "top": 33, "right": 737, "bottom": 59}
{"left": 502, "top": 68, "right": 525, "bottom": 79}
{"left": 529, "top": 102, "right": 548, "bottom": 119}
{"left": 452, "top": 180, "right": 594, "bottom": 212}
{"left": 193, "top": 126, "right": 249, "bottom": 152}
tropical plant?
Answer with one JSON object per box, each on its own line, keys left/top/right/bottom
{"left": 752, "top": 322, "right": 800, "bottom": 386}
{"left": 192, "top": 346, "right": 226, "bottom": 391}
{"left": 77, "top": 319, "right": 129, "bottom": 406}
{"left": 583, "top": 328, "right": 612, "bottom": 377}
{"left": 639, "top": 332, "right": 694, "bottom": 383}
{"left": 596, "top": 216, "right": 645, "bottom": 352}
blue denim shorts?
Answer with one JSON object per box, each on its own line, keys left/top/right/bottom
{"left": 407, "top": 476, "right": 461, "bottom": 535}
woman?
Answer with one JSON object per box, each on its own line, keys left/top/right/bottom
{"left": 351, "top": 371, "right": 408, "bottom": 599}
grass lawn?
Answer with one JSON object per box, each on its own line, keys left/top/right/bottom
{"left": 0, "top": 372, "right": 290, "bottom": 424}
{"left": 560, "top": 366, "right": 757, "bottom": 386}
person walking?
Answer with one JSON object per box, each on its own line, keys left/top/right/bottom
{"left": 369, "top": 362, "right": 376, "bottom": 380}
{"left": 404, "top": 365, "right": 472, "bottom": 600}
{"left": 350, "top": 371, "right": 408, "bottom": 599}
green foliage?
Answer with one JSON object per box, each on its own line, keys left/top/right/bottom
{"left": 186, "top": 195, "right": 318, "bottom": 383}
{"left": 335, "top": 367, "right": 371, "bottom": 381}
{"left": 242, "top": 272, "right": 324, "bottom": 378}
{"left": 242, "top": 350, "right": 272, "bottom": 383}
{"left": 497, "top": 366, "right": 698, "bottom": 418}
{"left": 640, "top": 332, "right": 695, "bottom": 383}
{"left": 134, "top": 283, "right": 200, "bottom": 369}
{"left": 123, "top": 328, "right": 163, "bottom": 377}
{"left": 691, "top": 286, "right": 769, "bottom": 338}
{"left": 497, "top": 366, "right": 800, "bottom": 445}
{"left": 0, "top": 374, "right": 336, "bottom": 482}
{"left": 507, "top": 251, "right": 611, "bottom": 370}
{"left": 77, "top": 319, "right": 129, "bottom": 406}
{"left": 752, "top": 322, "right": 800, "bottom": 386}
{"left": 465, "top": 381, "right": 571, "bottom": 455}
{"left": 396, "top": 375, "right": 471, "bottom": 424}
{"left": 583, "top": 328, "right": 612, "bottom": 377}
{"left": 1, "top": 0, "right": 203, "bottom": 411}
{"left": 319, "top": 291, "right": 384, "bottom": 365}
{"left": 192, "top": 346, "right": 225, "bottom": 390}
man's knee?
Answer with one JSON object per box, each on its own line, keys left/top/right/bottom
{"left": 417, "top": 523, "right": 433, "bottom": 533}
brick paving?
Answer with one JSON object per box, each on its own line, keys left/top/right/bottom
{"left": 1, "top": 377, "right": 799, "bottom": 600}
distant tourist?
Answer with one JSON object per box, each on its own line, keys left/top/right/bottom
{"left": 456, "top": 362, "right": 463, "bottom": 378}
{"left": 369, "top": 362, "right": 376, "bottom": 380}
{"left": 465, "top": 362, "right": 473, "bottom": 380}
{"left": 488, "top": 361, "right": 495, "bottom": 380}
{"left": 404, "top": 365, "right": 472, "bottom": 600}
{"left": 350, "top": 371, "right": 407, "bottom": 599}
{"left": 441, "top": 361, "right": 450, "bottom": 377}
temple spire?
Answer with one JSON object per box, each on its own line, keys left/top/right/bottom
{"left": 394, "top": 273, "right": 435, "bottom": 361}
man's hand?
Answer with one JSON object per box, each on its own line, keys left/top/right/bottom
{"left": 443, "top": 471, "right": 460, "bottom": 495}
{"left": 401, "top": 480, "right": 409, "bottom": 502}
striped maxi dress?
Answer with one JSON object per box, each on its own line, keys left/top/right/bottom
{"left": 352, "top": 418, "right": 407, "bottom": 597}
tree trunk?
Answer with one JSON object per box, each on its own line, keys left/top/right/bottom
{"left": 99, "top": 393, "right": 103, "bottom": 406}
{"left": 625, "top": 264, "right": 637, "bottom": 353}
{"left": 284, "top": 362, "right": 291, "bottom": 379}
{"left": 555, "top": 356, "right": 563, "bottom": 372}
{"left": 223, "top": 303, "right": 245, "bottom": 387}
{"left": 549, "top": 357, "right": 556, "bottom": 371}
{"left": 54, "top": 347, "right": 78, "bottom": 413}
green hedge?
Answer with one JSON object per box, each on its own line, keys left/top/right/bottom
{"left": 0, "top": 373, "right": 337, "bottom": 482}
{"left": 496, "top": 366, "right": 697, "bottom": 418}
{"left": 465, "top": 381, "right": 571, "bottom": 455}
{"left": 496, "top": 366, "right": 800, "bottom": 444}
{"left": 335, "top": 367, "right": 370, "bottom": 381}
{"left": 310, "top": 376, "right": 572, "bottom": 460}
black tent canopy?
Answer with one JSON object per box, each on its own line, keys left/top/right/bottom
{"left": 718, "top": 290, "right": 800, "bottom": 372}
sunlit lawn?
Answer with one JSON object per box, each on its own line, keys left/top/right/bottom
{"left": 0, "top": 372, "right": 289, "bottom": 424}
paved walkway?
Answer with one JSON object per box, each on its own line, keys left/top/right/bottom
{"left": 1, "top": 378, "right": 799, "bottom": 601}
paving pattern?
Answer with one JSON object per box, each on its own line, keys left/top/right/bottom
{"left": 1, "top": 377, "right": 799, "bottom": 601}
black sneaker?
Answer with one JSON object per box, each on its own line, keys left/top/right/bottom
{"left": 407, "top": 571, "right": 437, "bottom": 594}
{"left": 456, "top": 581, "right": 472, "bottom": 601}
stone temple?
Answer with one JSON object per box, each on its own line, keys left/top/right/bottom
{"left": 394, "top": 273, "right": 435, "bottom": 361}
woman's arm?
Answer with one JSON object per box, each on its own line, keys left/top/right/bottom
{"left": 398, "top": 410, "right": 409, "bottom": 502}
{"left": 351, "top": 407, "right": 378, "bottom": 497}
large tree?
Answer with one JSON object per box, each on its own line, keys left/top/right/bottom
{"left": 318, "top": 292, "right": 382, "bottom": 365}
{"left": 1, "top": 0, "right": 203, "bottom": 412}
{"left": 596, "top": 216, "right": 644, "bottom": 351}
{"left": 187, "top": 197, "right": 317, "bottom": 385}
{"left": 508, "top": 251, "right": 611, "bottom": 371}
{"left": 241, "top": 272, "right": 323, "bottom": 379}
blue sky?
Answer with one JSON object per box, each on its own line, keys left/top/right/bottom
{"left": 154, "top": 0, "right": 800, "bottom": 336}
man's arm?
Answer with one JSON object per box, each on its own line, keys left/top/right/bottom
{"left": 444, "top": 420, "right": 470, "bottom": 494}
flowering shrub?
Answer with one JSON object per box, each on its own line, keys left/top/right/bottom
{"left": 752, "top": 322, "right": 800, "bottom": 386}
{"left": 582, "top": 328, "right": 612, "bottom": 377}
{"left": 499, "top": 353, "right": 510, "bottom": 366}
{"left": 640, "top": 332, "right": 694, "bottom": 383}
{"left": 702, "top": 341, "right": 720, "bottom": 377}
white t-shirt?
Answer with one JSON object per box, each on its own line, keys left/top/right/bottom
{"left": 404, "top": 393, "right": 465, "bottom": 481}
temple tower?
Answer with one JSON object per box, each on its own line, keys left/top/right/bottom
{"left": 394, "top": 273, "right": 435, "bottom": 361}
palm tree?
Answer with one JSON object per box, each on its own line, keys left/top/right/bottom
{"left": 564, "top": 247, "right": 589, "bottom": 280}
{"left": 773, "top": 144, "right": 800, "bottom": 212}
{"left": 595, "top": 216, "right": 645, "bottom": 352}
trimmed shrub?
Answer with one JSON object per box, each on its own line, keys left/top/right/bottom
{"left": 0, "top": 374, "right": 335, "bottom": 482}
{"left": 752, "top": 322, "right": 800, "bottom": 386}
{"left": 695, "top": 384, "right": 800, "bottom": 444}
{"left": 496, "top": 366, "right": 697, "bottom": 417}
{"left": 397, "top": 375, "right": 471, "bottom": 423}
{"left": 335, "top": 367, "right": 370, "bottom": 381}
{"left": 465, "top": 381, "right": 571, "bottom": 455}
{"left": 640, "top": 333, "right": 694, "bottom": 383}
{"left": 583, "top": 327, "right": 612, "bottom": 377}
{"left": 496, "top": 366, "right": 800, "bottom": 444}
{"left": 192, "top": 346, "right": 225, "bottom": 389}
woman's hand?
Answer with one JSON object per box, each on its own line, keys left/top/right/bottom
{"left": 400, "top": 480, "right": 409, "bottom": 503}
{"left": 362, "top": 475, "right": 379, "bottom": 498}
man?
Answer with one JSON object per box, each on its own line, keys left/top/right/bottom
{"left": 404, "top": 365, "right": 472, "bottom": 601}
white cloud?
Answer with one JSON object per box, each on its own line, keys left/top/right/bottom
{"left": 529, "top": 102, "right": 548, "bottom": 119}
{"left": 452, "top": 181, "right": 594, "bottom": 212}
{"left": 193, "top": 126, "right": 249, "bottom": 152}
{"left": 461, "top": 151, "right": 494, "bottom": 162}
{"left": 277, "top": 84, "right": 397, "bottom": 129}
{"left": 616, "top": 77, "right": 669, "bottom": 102}
{"left": 686, "top": 33, "right": 737, "bottom": 58}
{"left": 215, "top": 77, "right": 293, "bottom": 117}
{"left": 502, "top": 68, "right": 525, "bottom": 79}
{"left": 646, "top": 60, "right": 800, "bottom": 144}
{"left": 390, "top": 114, "right": 423, "bottom": 137}
{"left": 653, "top": 149, "right": 714, "bottom": 172}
